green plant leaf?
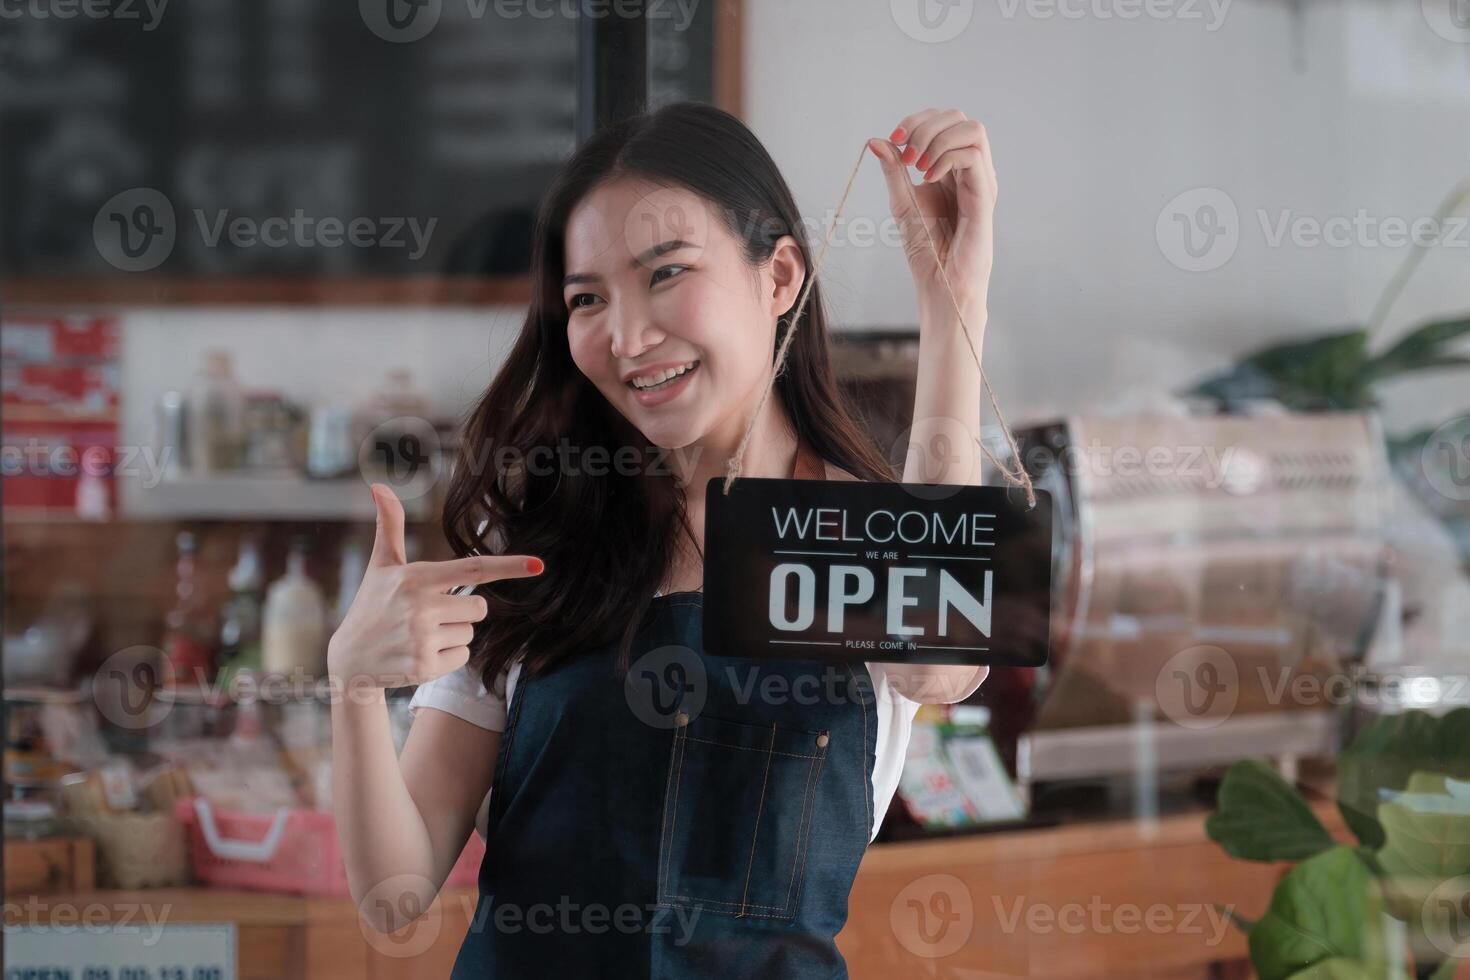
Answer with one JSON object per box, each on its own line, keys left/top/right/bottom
{"left": 1377, "top": 773, "right": 1470, "bottom": 923}
{"left": 1357, "top": 846, "right": 1389, "bottom": 878}
{"left": 1379, "top": 773, "right": 1470, "bottom": 878}
{"left": 1187, "top": 329, "right": 1374, "bottom": 410}
{"left": 1225, "top": 904, "right": 1258, "bottom": 935}
{"left": 1367, "top": 317, "right": 1470, "bottom": 379}
{"left": 1187, "top": 315, "right": 1470, "bottom": 411}
{"left": 1249, "top": 847, "right": 1385, "bottom": 980}
{"left": 1208, "top": 759, "right": 1337, "bottom": 862}
{"left": 1388, "top": 356, "right": 1470, "bottom": 372}
{"left": 1338, "top": 710, "right": 1470, "bottom": 850}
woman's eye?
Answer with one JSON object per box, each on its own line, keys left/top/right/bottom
{"left": 568, "top": 267, "right": 683, "bottom": 310}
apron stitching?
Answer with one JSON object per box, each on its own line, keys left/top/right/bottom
{"left": 781, "top": 744, "right": 825, "bottom": 915}
{"left": 786, "top": 749, "right": 829, "bottom": 919}
{"left": 736, "top": 723, "right": 778, "bottom": 918}
{"left": 666, "top": 897, "right": 793, "bottom": 911}
{"left": 659, "top": 725, "right": 687, "bottom": 903}
{"left": 845, "top": 663, "right": 873, "bottom": 836}
{"left": 680, "top": 737, "right": 822, "bottom": 759}
{"left": 661, "top": 900, "right": 797, "bottom": 919}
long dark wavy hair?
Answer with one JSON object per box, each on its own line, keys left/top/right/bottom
{"left": 442, "top": 101, "right": 898, "bottom": 691}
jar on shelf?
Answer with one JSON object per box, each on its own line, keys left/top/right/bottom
{"left": 186, "top": 349, "right": 245, "bottom": 473}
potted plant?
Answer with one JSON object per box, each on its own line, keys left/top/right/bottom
{"left": 1184, "top": 178, "right": 1470, "bottom": 570}
{"left": 1206, "top": 708, "right": 1470, "bottom": 978}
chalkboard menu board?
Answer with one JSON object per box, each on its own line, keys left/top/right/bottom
{"left": 0, "top": 0, "right": 737, "bottom": 300}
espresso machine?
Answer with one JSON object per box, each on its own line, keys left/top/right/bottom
{"left": 992, "top": 411, "right": 1394, "bottom": 799}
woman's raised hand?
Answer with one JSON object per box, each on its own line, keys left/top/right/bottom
{"left": 868, "top": 107, "right": 997, "bottom": 321}
{"left": 326, "top": 483, "right": 543, "bottom": 689}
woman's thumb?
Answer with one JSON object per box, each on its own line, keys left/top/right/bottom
{"left": 868, "top": 138, "right": 917, "bottom": 219}
{"left": 368, "top": 483, "right": 407, "bottom": 567}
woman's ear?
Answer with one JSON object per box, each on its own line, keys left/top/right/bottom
{"left": 766, "top": 234, "right": 808, "bottom": 320}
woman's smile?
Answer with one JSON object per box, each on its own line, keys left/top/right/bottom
{"left": 627, "top": 359, "right": 701, "bottom": 407}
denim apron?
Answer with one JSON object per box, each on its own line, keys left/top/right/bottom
{"left": 450, "top": 441, "right": 879, "bottom": 979}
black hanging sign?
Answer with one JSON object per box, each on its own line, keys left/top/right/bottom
{"left": 703, "top": 479, "right": 1052, "bottom": 667}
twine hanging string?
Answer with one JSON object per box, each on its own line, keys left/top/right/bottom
{"left": 720, "top": 140, "right": 1037, "bottom": 509}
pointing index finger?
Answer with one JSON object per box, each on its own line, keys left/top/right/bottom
{"left": 419, "top": 554, "right": 544, "bottom": 588}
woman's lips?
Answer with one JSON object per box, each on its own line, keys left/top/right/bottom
{"left": 629, "top": 361, "right": 699, "bottom": 408}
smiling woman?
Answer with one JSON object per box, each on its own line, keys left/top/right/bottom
{"left": 439, "top": 102, "right": 902, "bottom": 671}
{"left": 559, "top": 175, "right": 809, "bottom": 461}
{"left": 333, "top": 100, "right": 990, "bottom": 980}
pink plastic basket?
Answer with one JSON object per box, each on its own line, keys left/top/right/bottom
{"left": 173, "top": 796, "right": 484, "bottom": 896}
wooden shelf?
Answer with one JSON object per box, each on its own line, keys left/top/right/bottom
{"left": 2, "top": 276, "right": 532, "bottom": 308}
{"left": 116, "top": 471, "right": 435, "bottom": 522}
{"left": 0, "top": 407, "right": 118, "bottom": 424}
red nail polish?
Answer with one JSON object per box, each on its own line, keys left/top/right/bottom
{"left": 901, "top": 146, "right": 918, "bottom": 164}
{"left": 916, "top": 153, "right": 931, "bottom": 170}
{"left": 890, "top": 126, "right": 906, "bottom": 143}
{"left": 525, "top": 557, "right": 544, "bottom": 574}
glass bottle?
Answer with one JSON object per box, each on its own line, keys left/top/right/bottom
{"left": 333, "top": 536, "right": 368, "bottom": 633}
{"left": 161, "top": 530, "right": 217, "bottom": 690}
{"left": 216, "top": 537, "right": 265, "bottom": 687}
{"left": 186, "top": 349, "right": 244, "bottom": 473}
{"left": 262, "top": 536, "right": 328, "bottom": 680}
{"left": 355, "top": 369, "right": 432, "bottom": 483}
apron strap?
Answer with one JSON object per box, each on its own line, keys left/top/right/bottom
{"left": 793, "top": 437, "right": 825, "bottom": 481}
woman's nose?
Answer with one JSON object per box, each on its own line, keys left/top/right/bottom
{"left": 608, "top": 305, "right": 662, "bottom": 359}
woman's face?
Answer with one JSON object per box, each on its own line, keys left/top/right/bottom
{"left": 561, "top": 177, "right": 804, "bottom": 453}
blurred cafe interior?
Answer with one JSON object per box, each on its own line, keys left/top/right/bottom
{"left": 3, "top": 1, "right": 1470, "bottom": 977}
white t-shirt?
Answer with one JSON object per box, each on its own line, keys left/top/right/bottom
{"left": 408, "top": 593, "right": 986, "bottom": 843}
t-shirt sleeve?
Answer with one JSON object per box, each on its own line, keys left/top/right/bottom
{"left": 935, "top": 665, "right": 990, "bottom": 704}
{"left": 408, "top": 659, "right": 509, "bottom": 733}
{"left": 863, "top": 661, "right": 921, "bottom": 841}
{"left": 878, "top": 664, "right": 991, "bottom": 705}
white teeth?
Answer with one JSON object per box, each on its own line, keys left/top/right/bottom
{"left": 630, "top": 361, "right": 698, "bottom": 390}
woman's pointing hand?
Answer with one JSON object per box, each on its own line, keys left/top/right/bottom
{"left": 326, "top": 483, "right": 544, "bottom": 689}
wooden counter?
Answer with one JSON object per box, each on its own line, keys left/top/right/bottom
{"left": 6, "top": 802, "right": 1349, "bottom": 979}
{"left": 839, "top": 803, "right": 1342, "bottom": 979}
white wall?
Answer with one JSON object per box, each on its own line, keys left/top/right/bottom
{"left": 115, "top": 0, "right": 1470, "bottom": 452}
{"left": 743, "top": 0, "right": 1470, "bottom": 431}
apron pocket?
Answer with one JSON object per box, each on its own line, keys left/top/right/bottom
{"left": 656, "top": 711, "right": 830, "bottom": 920}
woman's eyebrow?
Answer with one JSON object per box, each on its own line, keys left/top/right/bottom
{"left": 563, "top": 239, "right": 696, "bottom": 287}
